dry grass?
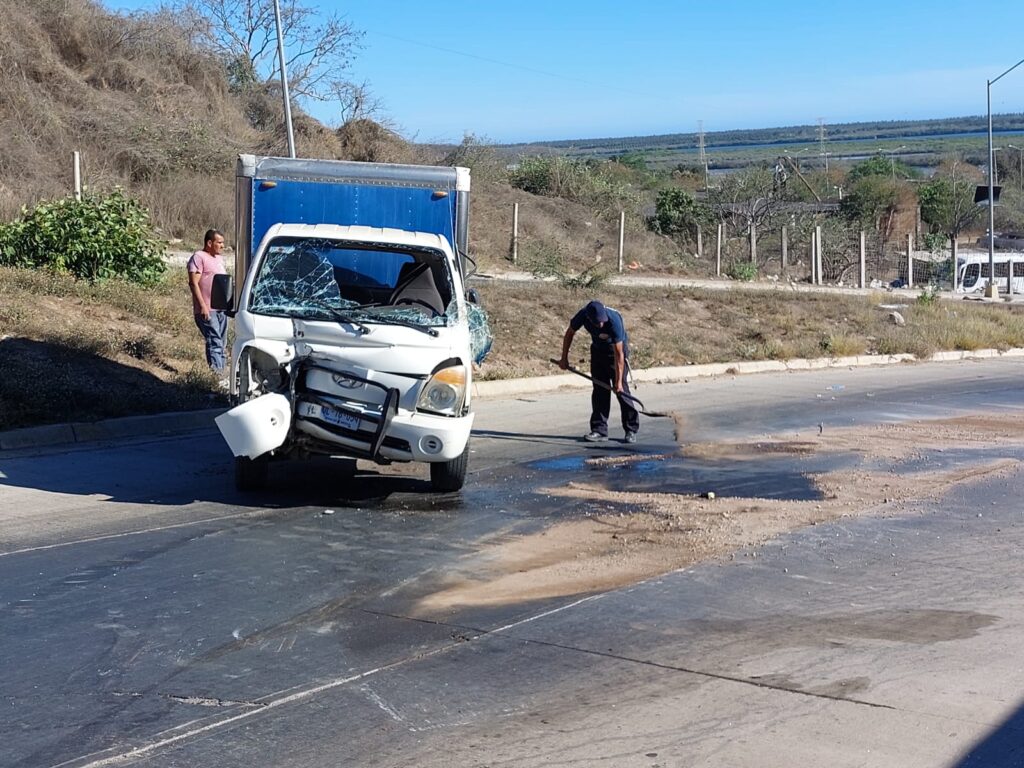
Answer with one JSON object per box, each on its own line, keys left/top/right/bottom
{"left": 0, "top": 265, "right": 221, "bottom": 429}
{"left": 475, "top": 282, "right": 1024, "bottom": 379}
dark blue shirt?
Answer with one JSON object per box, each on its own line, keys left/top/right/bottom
{"left": 570, "top": 305, "right": 627, "bottom": 346}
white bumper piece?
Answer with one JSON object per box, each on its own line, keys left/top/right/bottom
{"left": 215, "top": 393, "right": 291, "bottom": 458}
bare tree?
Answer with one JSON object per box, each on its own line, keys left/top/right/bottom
{"left": 705, "top": 166, "right": 781, "bottom": 247}
{"left": 331, "top": 79, "right": 384, "bottom": 126}
{"left": 920, "top": 159, "right": 983, "bottom": 250}
{"left": 177, "top": 0, "right": 363, "bottom": 100}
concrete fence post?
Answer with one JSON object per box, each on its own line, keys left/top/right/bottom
{"left": 781, "top": 225, "right": 788, "bottom": 270}
{"left": 510, "top": 202, "right": 519, "bottom": 264}
{"left": 952, "top": 238, "right": 959, "bottom": 292}
{"left": 815, "top": 225, "right": 823, "bottom": 285}
{"left": 73, "top": 151, "right": 82, "bottom": 201}
{"left": 696, "top": 225, "right": 703, "bottom": 257}
{"left": 810, "top": 229, "right": 816, "bottom": 284}
{"left": 1009, "top": 255, "right": 1015, "bottom": 296}
{"left": 716, "top": 223, "right": 722, "bottom": 277}
{"left": 907, "top": 233, "right": 914, "bottom": 288}
{"left": 617, "top": 210, "right": 625, "bottom": 273}
{"left": 859, "top": 231, "right": 866, "bottom": 289}
{"left": 750, "top": 222, "right": 757, "bottom": 264}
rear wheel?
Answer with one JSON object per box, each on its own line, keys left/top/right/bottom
{"left": 429, "top": 443, "right": 469, "bottom": 492}
{"left": 235, "top": 455, "right": 269, "bottom": 491}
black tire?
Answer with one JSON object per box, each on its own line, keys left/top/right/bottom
{"left": 235, "top": 455, "right": 269, "bottom": 492}
{"left": 430, "top": 443, "right": 469, "bottom": 492}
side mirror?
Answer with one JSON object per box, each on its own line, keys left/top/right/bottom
{"left": 211, "top": 274, "right": 235, "bottom": 314}
{"left": 466, "top": 288, "right": 481, "bottom": 305}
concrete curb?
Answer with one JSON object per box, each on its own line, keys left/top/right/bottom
{"left": 470, "top": 347, "right": 1024, "bottom": 398}
{"left": 0, "top": 408, "right": 226, "bottom": 451}
{"left": 4, "top": 348, "right": 1024, "bottom": 452}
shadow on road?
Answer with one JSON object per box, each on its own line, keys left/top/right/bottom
{"left": 954, "top": 697, "right": 1024, "bottom": 766}
{"left": 0, "top": 337, "right": 220, "bottom": 431}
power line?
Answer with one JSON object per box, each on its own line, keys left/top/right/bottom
{"left": 366, "top": 29, "right": 660, "bottom": 100}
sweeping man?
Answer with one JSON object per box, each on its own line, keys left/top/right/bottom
{"left": 558, "top": 300, "right": 640, "bottom": 443}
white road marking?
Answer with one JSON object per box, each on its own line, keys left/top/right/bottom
{"left": 54, "top": 593, "right": 606, "bottom": 767}
{"left": 0, "top": 510, "right": 274, "bottom": 558}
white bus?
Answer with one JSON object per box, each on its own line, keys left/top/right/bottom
{"left": 957, "top": 252, "right": 1024, "bottom": 294}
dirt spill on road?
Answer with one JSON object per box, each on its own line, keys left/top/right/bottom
{"left": 414, "top": 413, "right": 1024, "bottom": 614}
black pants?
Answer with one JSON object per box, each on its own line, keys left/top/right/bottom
{"left": 590, "top": 344, "right": 640, "bottom": 436}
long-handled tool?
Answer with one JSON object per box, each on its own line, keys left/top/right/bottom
{"left": 549, "top": 359, "right": 671, "bottom": 418}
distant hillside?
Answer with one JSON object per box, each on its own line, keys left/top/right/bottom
{"left": 496, "top": 115, "right": 1024, "bottom": 157}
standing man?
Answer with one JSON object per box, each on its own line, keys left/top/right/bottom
{"left": 558, "top": 299, "right": 640, "bottom": 443}
{"left": 187, "top": 229, "right": 228, "bottom": 377}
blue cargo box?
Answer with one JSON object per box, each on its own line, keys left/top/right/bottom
{"left": 234, "top": 155, "right": 471, "bottom": 281}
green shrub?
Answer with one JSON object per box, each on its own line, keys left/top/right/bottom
{"left": 0, "top": 189, "right": 166, "bottom": 285}
{"left": 922, "top": 232, "right": 947, "bottom": 253}
{"left": 650, "top": 187, "right": 709, "bottom": 238}
{"left": 917, "top": 284, "right": 941, "bottom": 305}
{"left": 726, "top": 260, "right": 758, "bottom": 281}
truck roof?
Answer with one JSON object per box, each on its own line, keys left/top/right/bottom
{"left": 266, "top": 223, "right": 453, "bottom": 253}
{"left": 239, "top": 155, "right": 470, "bottom": 193}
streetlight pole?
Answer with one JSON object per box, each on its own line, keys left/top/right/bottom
{"left": 785, "top": 147, "right": 810, "bottom": 172}
{"left": 884, "top": 145, "right": 907, "bottom": 182}
{"left": 986, "top": 57, "right": 1024, "bottom": 298}
{"left": 273, "top": 0, "right": 296, "bottom": 158}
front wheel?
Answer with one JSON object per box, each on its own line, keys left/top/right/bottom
{"left": 235, "top": 455, "right": 269, "bottom": 491}
{"left": 430, "top": 443, "right": 469, "bottom": 492}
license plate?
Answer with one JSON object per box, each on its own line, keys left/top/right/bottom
{"left": 320, "top": 405, "right": 360, "bottom": 431}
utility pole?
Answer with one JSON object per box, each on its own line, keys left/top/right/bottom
{"left": 698, "top": 120, "right": 709, "bottom": 191}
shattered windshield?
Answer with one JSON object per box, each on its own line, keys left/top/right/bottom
{"left": 249, "top": 237, "right": 456, "bottom": 328}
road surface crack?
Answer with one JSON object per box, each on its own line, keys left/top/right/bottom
{"left": 359, "top": 608, "right": 895, "bottom": 710}
{"left": 112, "top": 690, "right": 267, "bottom": 708}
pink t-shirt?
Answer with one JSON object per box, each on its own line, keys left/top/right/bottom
{"left": 187, "top": 250, "right": 227, "bottom": 314}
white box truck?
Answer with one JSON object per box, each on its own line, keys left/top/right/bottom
{"left": 212, "top": 155, "right": 489, "bottom": 492}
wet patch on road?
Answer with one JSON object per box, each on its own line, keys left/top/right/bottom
{"left": 411, "top": 412, "right": 1024, "bottom": 614}
{"left": 532, "top": 452, "right": 829, "bottom": 501}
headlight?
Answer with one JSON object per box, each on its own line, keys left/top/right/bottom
{"left": 246, "top": 348, "right": 288, "bottom": 393}
{"left": 416, "top": 364, "right": 467, "bottom": 416}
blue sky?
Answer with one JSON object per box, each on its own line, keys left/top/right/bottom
{"left": 103, "top": 0, "right": 1024, "bottom": 144}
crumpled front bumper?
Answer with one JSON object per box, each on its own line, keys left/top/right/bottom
{"left": 294, "top": 400, "right": 473, "bottom": 462}
{"left": 291, "top": 359, "right": 472, "bottom": 463}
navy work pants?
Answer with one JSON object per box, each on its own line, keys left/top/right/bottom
{"left": 589, "top": 343, "right": 640, "bottom": 437}
{"left": 194, "top": 311, "right": 228, "bottom": 372}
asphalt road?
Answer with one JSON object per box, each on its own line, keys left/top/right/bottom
{"left": 2, "top": 359, "right": 1024, "bottom": 767}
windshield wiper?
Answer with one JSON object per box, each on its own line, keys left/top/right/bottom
{"left": 363, "top": 312, "right": 439, "bottom": 336}
{"left": 300, "top": 299, "right": 371, "bottom": 335}
{"left": 337, "top": 303, "right": 441, "bottom": 336}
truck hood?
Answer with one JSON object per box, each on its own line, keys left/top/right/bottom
{"left": 247, "top": 314, "right": 470, "bottom": 377}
